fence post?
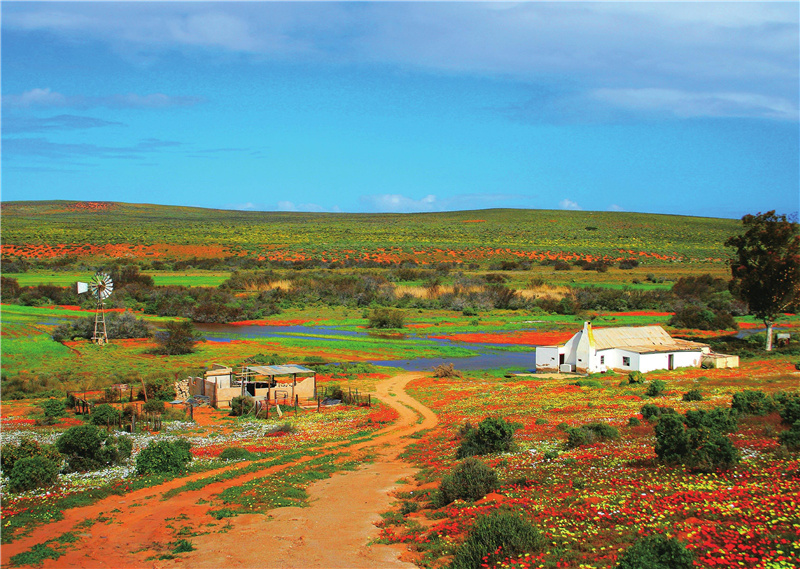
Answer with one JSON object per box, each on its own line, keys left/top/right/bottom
{"left": 294, "top": 395, "right": 298, "bottom": 415}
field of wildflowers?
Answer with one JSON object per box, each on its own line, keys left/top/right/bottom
{"left": 381, "top": 362, "right": 800, "bottom": 568}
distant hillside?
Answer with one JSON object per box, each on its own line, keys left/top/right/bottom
{"left": 0, "top": 201, "right": 740, "bottom": 265}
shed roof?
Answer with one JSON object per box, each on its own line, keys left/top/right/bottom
{"left": 244, "top": 364, "right": 315, "bottom": 376}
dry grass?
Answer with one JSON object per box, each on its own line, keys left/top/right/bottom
{"left": 519, "top": 284, "right": 569, "bottom": 301}
{"left": 393, "top": 284, "right": 484, "bottom": 299}
{"left": 241, "top": 280, "right": 292, "bottom": 292}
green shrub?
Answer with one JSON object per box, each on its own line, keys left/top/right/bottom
{"left": 534, "top": 418, "right": 548, "bottom": 425}
{"left": 438, "top": 458, "right": 498, "bottom": 505}
{"left": 640, "top": 404, "right": 677, "bottom": 422}
{"left": 683, "top": 408, "right": 738, "bottom": 433}
{"left": 654, "top": 414, "right": 690, "bottom": 464}
{"left": 565, "top": 422, "right": 619, "bottom": 449}
{"left": 40, "top": 398, "right": 66, "bottom": 420}
{"left": 628, "top": 371, "right": 645, "bottom": 384}
{"left": 7, "top": 456, "right": 60, "bottom": 493}
{"left": 682, "top": 389, "right": 703, "bottom": 402}
{"left": 1, "top": 438, "right": 62, "bottom": 473}
{"left": 572, "top": 379, "right": 603, "bottom": 388}
{"left": 218, "top": 447, "right": 255, "bottom": 461}
{"left": 143, "top": 400, "right": 166, "bottom": 415}
{"left": 229, "top": 396, "right": 254, "bottom": 417}
{"left": 776, "top": 392, "right": 800, "bottom": 425}
{"left": 556, "top": 422, "right": 569, "bottom": 432}
{"left": 543, "top": 450, "right": 559, "bottom": 460}
{"left": 686, "top": 428, "right": 739, "bottom": 472}
{"left": 450, "top": 512, "right": 545, "bottom": 569}
{"left": 56, "top": 424, "right": 131, "bottom": 472}
{"left": 655, "top": 413, "right": 739, "bottom": 471}
{"left": 136, "top": 439, "right": 192, "bottom": 475}
{"left": 572, "top": 477, "right": 585, "bottom": 489}
{"left": 645, "top": 380, "right": 667, "bottom": 398}
{"left": 90, "top": 404, "right": 121, "bottom": 426}
{"left": 456, "top": 417, "right": 519, "bottom": 458}
{"left": 731, "top": 390, "right": 776, "bottom": 416}
{"left": 778, "top": 420, "right": 800, "bottom": 451}
{"left": 367, "top": 308, "right": 405, "bottom": 329}
{"left": 616, "top": 535, "right": 694, "bottom": 569}
{"left": 628, "top": 417, "right": 642, "bottom": 427}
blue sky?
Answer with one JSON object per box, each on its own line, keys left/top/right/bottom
{"left": 2, "top": 2, "right": 798, "bottom": 218}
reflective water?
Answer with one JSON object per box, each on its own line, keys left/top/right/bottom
{"left": 195, "top": 323, "right": 537, "bottom": 371}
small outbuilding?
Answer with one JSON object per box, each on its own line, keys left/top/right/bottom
{"left": 188, "top": 363, "right": 317, "bottom": 409}
{"left": 535, "top": 322, "right": 738, "bottom": 374}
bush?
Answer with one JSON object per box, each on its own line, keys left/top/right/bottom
{"left": 367, "top": 308, "right": 405, "bottom": 329}
{"left": 56, "top": 424, "right": 131, "bottom": 472}
{"left": 776, "top": 392, "right": 800, "bottom": 425}
{"left": 143, "top": 400, "right": 166, "bottom": 415}
{"left": 655, "top": 413, "right": 739, "bottom": 471}
{"left": 687, "top": 428, "right": 739, "bottom": 472}
{"left": 645, "top": 380, "right": 667, "bottom": 397}
{"left": 135, "top": 439, "right": 192, "bottom": 475}
{"left": 40, "top": 398, "right": 66, "bottom": 420}
{"left": 628, "top": 417, "right": 642, "bottom": 427}
{"left": 218, "top": 447, "right": 255, "bottom": 461}
{"left": 450, "top": 512, "right": 545, "bottom": 569}
{"left": 778, "top": 420, "right": 800, "bottom": 451}
{"left": 1, "top": 438, "right": 62, "bottom": 473}
{"left": 731, "top": 390, "right": 776, "bottom": 416}
{"left": 154, "top": 320, "right": 202, "bottom": 355}
{"left": 438, "top": 458, "right": 498, "bottom": 505}
{"left": 229, "top": 396, "right": 254, "bottom": 417}
{"left": 456, "top": 417, "right": 519, "bottom": 458}
{"left": 628, "top": 371, "right": 645, "bottom": 384}
{"left": 7, "top": 456, "right": 60, "bottom": 493}
{"left": 433, "top": 363, "right": 463, "bottom": 378}
{"left": 616, "top": 535, "right": 694, "bottom": 569}
{"left": 90, "top": 404, "right": 121, "bottom": 426}
{"left": 654, "top": 414, "right": 690, "bottom": 464}
{"left": 640, "top": 404, "right": 677, "bottom": 422}
{"left": 682, "top": 389, "right": 703, "bottom": 402}
{"left": 683, "top": 408, "right": 738, "bottom": 433}
{"left": 565, "top": 422, "right": 620, "bottom": 449}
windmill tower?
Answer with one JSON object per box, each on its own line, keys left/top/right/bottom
{"left": 77, "top": 273, "right": 114, "bottom": 345}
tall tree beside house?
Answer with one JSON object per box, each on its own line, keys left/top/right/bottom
{"left": 725, "top": 211, "right": 800, "bottom": 351}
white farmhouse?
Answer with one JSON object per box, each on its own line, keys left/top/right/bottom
{"left": 535, "top": 322, "right": 738, "bottom": 374}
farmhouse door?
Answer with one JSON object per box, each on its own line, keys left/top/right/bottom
{"left": 668, "top": 354, "right": 674, "bottom": 370}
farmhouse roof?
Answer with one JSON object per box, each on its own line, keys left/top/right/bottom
{"left": 591, "top": 325, "right": 708, "bottom": 354}
{"left": 244, "top": 364, "right": 315, "bottom": 376}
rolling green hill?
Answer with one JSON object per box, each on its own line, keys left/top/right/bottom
{"left": 0, "top": 201, "right": 740, "bottom": 265}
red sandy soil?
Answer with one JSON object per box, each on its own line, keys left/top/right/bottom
{"left": 1, "top": 373, "right": 435, "bottom": 569}
{"left": 0, "top": 243, "right": 237, "bottom": 260}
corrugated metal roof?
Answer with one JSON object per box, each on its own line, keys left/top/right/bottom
{"left": 245, "top": 364, "right": 315, "bottom": 376}
{"left": 591, "top": 326, "right": 708, "bottom": 351}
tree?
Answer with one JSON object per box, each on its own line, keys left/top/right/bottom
{"left": 154, "top": 320, "right": 202, "bottom": 355}
{"left": 725, "top": 211, "right": 800, "bottom": 351}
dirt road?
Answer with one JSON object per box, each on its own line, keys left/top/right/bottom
{"left": 2, "top": 372, "right": 436, "bottom": 569}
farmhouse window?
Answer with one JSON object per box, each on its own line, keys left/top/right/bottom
{"left": 600, "top": 355, "right": 605, "bottom": 365}
{"left": 622, "top": 356, "right": 631, "bottom": 366}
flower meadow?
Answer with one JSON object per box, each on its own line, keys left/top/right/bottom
{"left": 384, "top": 362, "right": 800, "bottom": 569}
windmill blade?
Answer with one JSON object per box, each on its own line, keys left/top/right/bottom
{"left": 77, "top": 282, "right": 89, "bottom": 294}
{"left": 89, "top": 273, "right": 114, "bottom": 300}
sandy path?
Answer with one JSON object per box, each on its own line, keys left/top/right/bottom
{"left": 2, "top": 372, "right": 435, "bottom": 569}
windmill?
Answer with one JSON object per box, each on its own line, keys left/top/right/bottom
{"left": 77, "top": 273, "right": 114, "bottom": 345}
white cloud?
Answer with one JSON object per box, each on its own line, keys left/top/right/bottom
{"left": 592, "top": 88, "right": 798, "bottom": 121}
{"left": 276, "top": 201, "right": 330, "bottom": 212}
{"left": 360, "top": 194, "right": 438, "bottom": 213}
{"left": 608, "top": 204, "right": 624, "bottom": 212}
{"left": 2, "top": 88, "right": 202, "bottom": 109}
{"left": 559, "top": 198, "right": 581, "bottom": 211}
